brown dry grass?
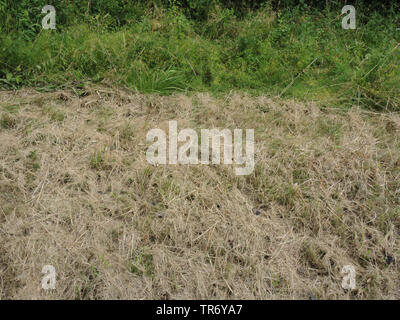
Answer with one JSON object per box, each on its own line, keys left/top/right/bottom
{"left": 0, "top": 86, "right": 399, "bottom": 300}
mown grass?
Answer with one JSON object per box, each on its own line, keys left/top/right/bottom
{"left": 0, "top": 4, "right": 399, "bottom": 110}
{"left": 1, "top": 87, "right": 399, "bottom": 299}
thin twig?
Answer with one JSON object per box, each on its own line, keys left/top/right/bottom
{"left": 279, "top": 57, "right": 318, "bottom": 98}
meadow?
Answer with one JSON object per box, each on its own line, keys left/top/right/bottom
{"left": 0, "top": 1, "right": 399, "bottom": 300}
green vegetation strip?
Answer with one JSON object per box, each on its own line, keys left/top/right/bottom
{"left": 0, "top": 1, "right": 399, "bottom": 111}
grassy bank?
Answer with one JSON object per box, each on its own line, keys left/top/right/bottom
{"left": 0, "top": 2, "right": 399, "bottom": 111}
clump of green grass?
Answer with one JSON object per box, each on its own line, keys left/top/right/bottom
{"left": 128, "top": 69, "right": 187, "bottom": 94}
{"left": 302, "top": 242, "right": 328, "bottom": 274}
{"left": 2, "top": 104, "right": 19, "bottom": 114}
{"left": 316, "top": 118, "right": 343, "bottom": 143}
{"left": 51, "top": 111, "right": 65, "bottom": 122}
{"left": 26, "top": 150, "right": 40, "bottom": 170}
{"left": 90, "top": 151, "right": 104, "bottom": 170}
{"left": 120, "top": 122, "right": 134, "bottom": 141}
{"left": 41, "top": 105, "right": 66, "bottom": 122}
{"left": 0, "top": 113, "right": 17, "bottom": 129}
{"left": 127, "top": 248, "right": 155, "bottom": 278}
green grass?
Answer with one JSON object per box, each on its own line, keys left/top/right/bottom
{"left": 0, "top": 113, "right": 16, "bottom": 129}
{"left": 127, "top": 248, "right": 155, "bottom": 278}
{"left": 90, "top": 151, "right": 104, "bottom": 170}
{"left": 0, "top": 3, "right": 399, "bottom": 110}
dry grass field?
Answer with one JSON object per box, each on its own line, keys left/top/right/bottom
{"left": 0, "top": 87, "right": 399, "bottom": 299}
